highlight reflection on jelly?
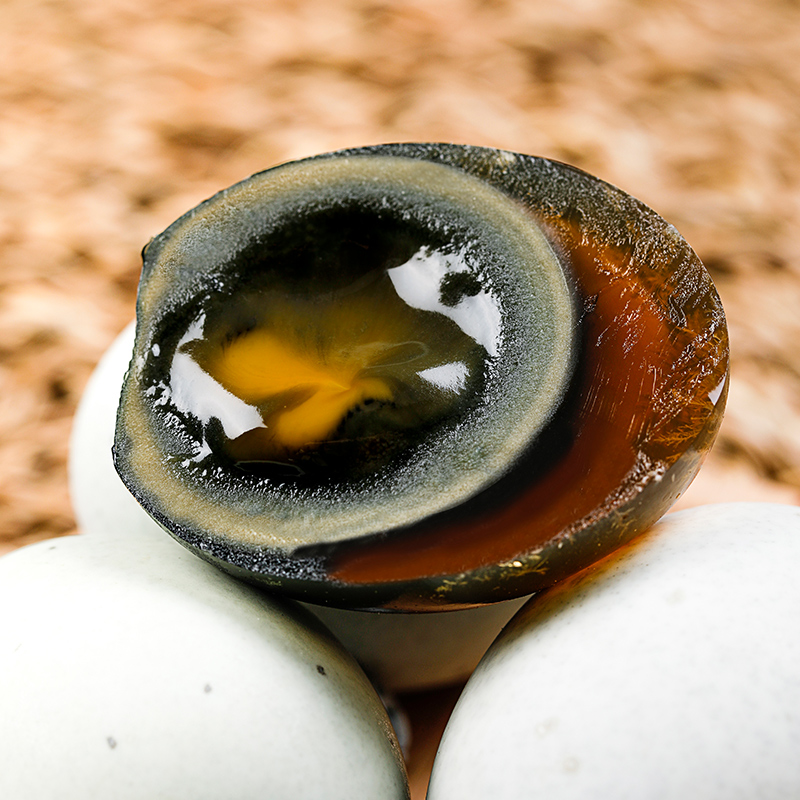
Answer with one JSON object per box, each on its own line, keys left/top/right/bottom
{"left": 162, "top": 245, "right": 500, "bottom": 476}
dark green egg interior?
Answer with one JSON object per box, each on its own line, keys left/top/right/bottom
{"left": 166, "top": 202, "right": 491, "bottom": 484}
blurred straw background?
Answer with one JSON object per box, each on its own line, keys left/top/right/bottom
{"left": 2, "top": 0, "right": 799, "bottom": 794}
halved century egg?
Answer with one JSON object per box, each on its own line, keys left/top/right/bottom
{"left": 114, "top": 144, "right": 728, "bottom": 610}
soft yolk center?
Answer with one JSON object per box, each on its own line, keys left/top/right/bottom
{"left": 206, "top": 329, "right": 393, "bottom": 449}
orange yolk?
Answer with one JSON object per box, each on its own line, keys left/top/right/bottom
{"left": 206, "top": 329, "right": 393, "bottom": 449}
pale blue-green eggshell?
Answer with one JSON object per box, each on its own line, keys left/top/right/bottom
{"left": 69, "top": 321, "right": 164, "bottom": 542}
{"left": 428, "top": 502, "right": 800, "bottom": 799}
{"left": 0, "top": 533, "right": 409, "bottom": 799}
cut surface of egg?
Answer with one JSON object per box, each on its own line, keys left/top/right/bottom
{"left": 0, "top": 534, "right": 409, "bottom": 799}
{"left": 427, "top": 502, "right": 800, "bottom": 799}
{"left": 114, "top": 144, "right": 729, "bottom": 610}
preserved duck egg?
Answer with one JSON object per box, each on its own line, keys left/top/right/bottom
{"left": 113, "top": 144, "right": 728, "bottom": 611}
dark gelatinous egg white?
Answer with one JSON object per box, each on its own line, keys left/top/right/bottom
{"left": 114, "top": 144, "right": 728, "bottom": 611}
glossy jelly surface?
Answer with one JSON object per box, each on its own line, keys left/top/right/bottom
{"left": 170, "top": 240, "right": 501, "bottom": 482}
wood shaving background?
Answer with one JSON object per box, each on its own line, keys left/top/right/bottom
{"left": 2, "top": 0, "right": 799, "bottom": 792}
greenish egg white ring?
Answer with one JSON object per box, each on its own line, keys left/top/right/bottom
{"left": 117, "top": 155, "right": 576, "bottom": 553}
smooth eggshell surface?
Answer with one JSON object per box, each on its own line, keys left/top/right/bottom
{"left": 0, "top": 533, "right": 409, "bottom": 799}
{"left": 427, "top": 502, "right": 800, "bottom": 799}
{"left": 69, "top": 321, "right": 164, "bottom": 542}
{"left": 70, "top": 323, "right": 529, "bottom": 690}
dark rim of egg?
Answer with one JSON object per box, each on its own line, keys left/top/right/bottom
{"left": 114, "top": 143, "right": 729, "bottom": 611}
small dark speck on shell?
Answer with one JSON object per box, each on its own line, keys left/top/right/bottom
{"left": 317, "top": 665, "right": 327, "bottom": 676}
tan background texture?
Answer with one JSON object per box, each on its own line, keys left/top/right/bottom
{"left": 4, "top": 0, "right": 800, "bottom": 555}
{"left": 2, "top": 0, "right": 799, "bottom": 793}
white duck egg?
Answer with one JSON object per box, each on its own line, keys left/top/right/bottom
{"left": 428, "top": 502, "right": 800, "bottom": 799}
{"left": 0, "top": 532, "right": 409, "bottom": 799}
{"left": 69, "top": 321, "right": 163, "bottom": 542}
